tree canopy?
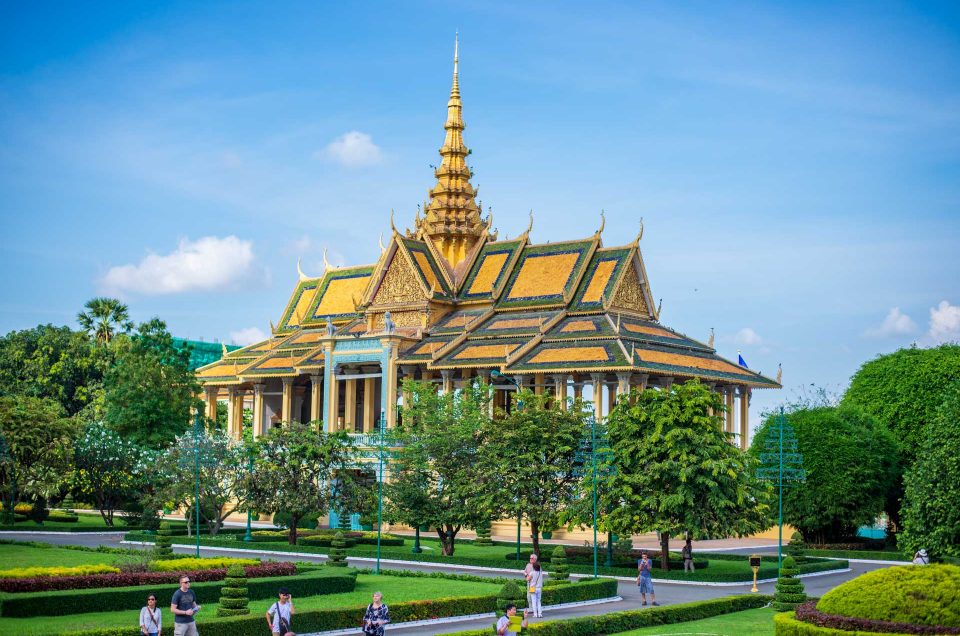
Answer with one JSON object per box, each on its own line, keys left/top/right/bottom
{"left": 77, "top": 297, "right": 132, "bottom": 346}
{"left": 751, "top": 405, "right": 899, "bottom": 544}
{"left": 899, "top": 385, "right": 960, "bottom": 558}
{"left": 604, "top": 380, "right": 772, "bottom": 569}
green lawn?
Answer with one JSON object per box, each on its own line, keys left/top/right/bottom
{"left": 613, "top": 607, "right": 776, "bottom": 635}
{"left": 0, "top": 513, "right": 165, "bottom": 532}
{"left": 0, "top": 543, "right": 128, "bottom": 569}
{"left": 0, "top": 573, "right": 502, "bottom": 635}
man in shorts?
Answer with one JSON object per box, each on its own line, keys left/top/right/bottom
{"left": 171, "top": 575, "right": 201, "bottom": 636}
{"left": 637, "top": 552, "right": 659, "bottom": 606}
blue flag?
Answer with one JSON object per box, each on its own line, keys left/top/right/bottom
{"left": 738, "top": 354, "right": 748, "bottom": 368}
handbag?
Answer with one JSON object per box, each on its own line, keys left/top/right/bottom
{"left": 528, "top": 570, "right": 541, "bottom": 594}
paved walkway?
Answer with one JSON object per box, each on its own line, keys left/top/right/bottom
{"left": 0, "top": 531, "right": 894, "bottom": 635}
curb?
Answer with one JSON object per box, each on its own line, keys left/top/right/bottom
{"left": 302, "top": 595, "right": 624, "bottom": 635}
{"left": 121, "top": 541, "right": 851, "bottom": 587}
{"left": 0, "top": 531, "right": 126, "bottom": 536}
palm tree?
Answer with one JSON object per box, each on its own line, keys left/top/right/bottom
{"left": 77, "top": 297, "right": 133, "bottom": 345}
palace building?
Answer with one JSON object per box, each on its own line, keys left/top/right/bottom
{"left": 196, "top": 42, "right": 779, "bottom": 453}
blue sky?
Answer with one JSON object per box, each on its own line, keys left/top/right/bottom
{"left": 2, "top": 1, "right": 959, "bottom": 423}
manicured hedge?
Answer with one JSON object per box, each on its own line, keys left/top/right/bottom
{"left": 804, "top": 549, "right": 908, "bottom": 561}
{"left": 795, "top": 600, "right": 960, "bottom": 635}
{"left": 48, "top": 574, "right": 616, "bottom": 635}
{"left": 0, "top": 563, "right": 295, "bottom": 594}
{"left": 439, "top": 593, "right": 773, "bottom": 635}
{"left": 0, "top": 568, "right": 356, "bottom": 618}
{"left": 0, "top": 564, "right": 120, "bottom": 579}
{"left": 774, "top": 610, "right": 905, "bottom": 635}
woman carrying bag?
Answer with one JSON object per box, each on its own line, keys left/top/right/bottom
{"left": 525, "top": 561, "right": 545, "bottom": 618}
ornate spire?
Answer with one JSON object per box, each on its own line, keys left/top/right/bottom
{"left": 417, "top": 33, "right": 488, "bottom": 268}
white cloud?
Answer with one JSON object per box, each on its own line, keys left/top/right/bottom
{"left": 734, "top": 327, "right": 763, "bottom": 346}
{"left": 229, "top": 327, "right": 267, "bottom": 347}
{"left": 318, "top": 131, "right": 383, "bottom": 167}
{"left": 928, "top": 300, "right": 960, "bottom": 344}
{"left": 291, "top": 235, "right": 312, "bottom": 253}
{"left": 864, "top": 307, "right": 917, "bottom": 338}
{"left": 101, "top": 235, "right": 261, "bottom": 295}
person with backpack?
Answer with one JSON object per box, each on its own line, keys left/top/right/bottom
{"left": 265, "top": 587, "right": 295, "bottom": 636}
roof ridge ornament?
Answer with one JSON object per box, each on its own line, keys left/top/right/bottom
{"left": 520, "top": 210, "right": 534, "bottom": 239}
{"left": 378, "top": 233, "right": 387, "bottom": 254}
{"left": 656, "top": 298, "right": 663, "bottom": 318}
{"left": 297, "top": 257, "right": 312, "bottom": 281}
{"left": 595, "top": 210, "right": 605, "bottom": 238}
{"left": 708, "top": 327, "right": 715, "bottom": 348}
{"left": 323, "top": 248, "right": 336, "bottom": 272}
{"left": 634, "top": 218, "right": 644, "bottom": 245}
{"left": 776, "top": 363, "right": 782, "bottom": 384}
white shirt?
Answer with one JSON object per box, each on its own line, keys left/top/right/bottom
{"left": 139, "top": 606, "right": 161, "bottom": 633}
{"left": 269, "top": 601, "right": 292, "bottom": 632}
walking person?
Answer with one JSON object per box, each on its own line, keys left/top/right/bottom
{"left": 362, "top": 591, "right": 390, "bottom": 636}
{"left": 637, "top": 552, "right": 659, "bottom": 606}
{"left": 496, "top": 604, "right": 529, "bottom": 636}
{"left": 139, "top": 594, "right": 161, "bottom": 636}
{"left": 266, "top": 587, "right": 295, "bottom": 636}
{"left": 170, "top": 575, "right": 201, "bottom": 636}
{"left": 525, "top": 559, "right": 545, "bottom": 618}
{"left": 682, "top": 536, "right": 695, "bottom": 573}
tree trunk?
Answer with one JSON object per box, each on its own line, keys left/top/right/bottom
{"left": 437, "top": 525, "right": 458, "bottom": 555}
{"left": 659, "top": 533, "right": 670, "bottom": 571}
{"left": 288, "top": 517, "right": 299, "bottom": 545}
{"left": 530, "top": 519, "right": 540, "bottom": 557}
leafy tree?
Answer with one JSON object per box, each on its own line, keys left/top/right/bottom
{"left": 77, "top": 297, "right": 132, "bottom": 346}
{"left": 72, "top": 422, "right": 156, "bottom": 526}
{"left": 0, "top": 325, "right": 104, "bottom": 416}
{"left": 751, "top": 405, "right": 898, "bottom": 544}
{"left": 104, "top": 318, "right": 200, "bottom": 447}
{"left": 386, "top": 380, "right": 496, "bottom": 556}
{"left": 153, "top": 427, "right": 248, "bottom": 535}
{"left": 899, "top": 386, "right": 960, "bottom": 558}
{"left": 605, "top": 380, "right": 772, "bottom": 570}
{"left": 247, "top": 423, "right": 356, "bottom": 544}
{"left": 0, "top": 396, "right": 77, "bottom": 516}
{"left": 479, "top": 389, "right": 588, "bottom": 556}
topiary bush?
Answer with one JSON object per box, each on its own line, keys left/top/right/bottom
{"left": 327, "top": 530, "right": 348, "bottom": 567}
{"left": 786, "top": 531, "right": 806, "bottom": 560}
{"left": 816, "top": 564, "right": 960, "bottom": 628}
{"left": 154, "top": 522, "right": 174, "bottom": 560}
{"left": 551, "top": 545, "right": 569, "bottom": 581}
{"left": 773, "top": 556, "right": 806, "bottom": 612}
{"left": 217, "top": 563, "right": 250, "bottom": 616}
{"left": 496, "top": 580, "right": 524, "bottom": 613}
{"left": 475, "top": 520, "right": 492, "bottom": 547}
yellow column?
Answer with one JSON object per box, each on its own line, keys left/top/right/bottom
{"left": 226, "top": 388, "right": 239, "bottom": 439}
{"left": 385, "top": 360, "right": 398, "bottom": 428}
{"left": 725, "top": 386, "right": 735, "bottom": 437}
{"left": 591, "top": 373, "right": 604, "bottom": 418}
{"left": 534, "top": 373, "right": 544, "bottom": 396}
{"left": 252, "top": 383, "right": 265, "bottom": 438}
{"left": 364, "top": 377, "right": 376, "bottom": 432}
{"left": 607, "top": 383, "right": 617, "bottom": 412}
{"left": 551, "top": 374, "right": 568, "bottom": 410}
{"left": 440, "top": 370, "right": 454, "bottom": 394}
{"left": 281, "top": 378, "right": 294, "bottom": 424}
{"left": 344, "top": 378, "right": 357, "bottom": 431}
{"left": 328, "top": 372, "right": 340, "bottom": 430}
{"left": 310, "top": 374, "right": 323, "bottom": 425}
{"left": 204, "top": 386, "right": 219, "bottom": 422}
{"left": 739, "top": 386, "right": 750, "bottom": 450}
{"left": 573, "top": 376, "right": 583, "bottom": 400}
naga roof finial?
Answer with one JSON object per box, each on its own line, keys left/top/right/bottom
{"left": 708, "top": 327, "right": 715, "bottom": 348}
{"left": 323, "top": 248, "right": 336, "bottom": 272}
{"left": 596, "top": 210, "right": 606, "bottom": 237}
{"left": 221, "top": 342, "right": 228, "bottom": 357}
{"left": 520, "top": 210, "right": 534, "bottom": 239}
{"left": 776, "top": 363, "right": 783, "bottom": 384}
{"left": 634, "top": 217, "right": 644, "bottom": 245}
{"left": 656, "top": 297, "right": 663, "bottom": 318}
{"left": 297, "top": 257, "right": 311, "bottom": 281}
{"left": 378, "top": 233, "right": 387, "bottom": 254}
{"left": 269, "top": 320, "right": 276, "bottom": 334}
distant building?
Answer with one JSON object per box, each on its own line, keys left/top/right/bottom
{"left": 173, "top": 338, "right": 241, "bottom": 371}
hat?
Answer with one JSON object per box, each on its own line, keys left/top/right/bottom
{"left": 919, "top": 549, "right": 928, "bottom": 557}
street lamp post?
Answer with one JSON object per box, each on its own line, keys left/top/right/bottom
{"left": 375, "top": 411, "right": 386, "bottom": 575}
{"left": 244, "top": 452, "right": 253, "bottom": 542}
{"left": 491, "top": 370, "right": 524, "bottom": 560}
{"left": 756, "top": 407, "right": 806, "bottom": 571}
{"left": 192, "top": 412, "right": 202, "bottom": 558}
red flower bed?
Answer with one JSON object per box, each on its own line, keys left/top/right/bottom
{"left": 0, "top": 562, "right": 296, "bottom": 593}
{"left": 795, "top": 601, "right": 960, "bottom": 635}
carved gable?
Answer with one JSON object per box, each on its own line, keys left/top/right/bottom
{"left": 372, "top": 251, "right": 428, "bottom": 306}
{"left": 609, "top": 263, "right": 649, "bottom": 316}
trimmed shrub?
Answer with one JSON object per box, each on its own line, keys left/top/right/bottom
{"left": 149, "top": 557, "right": 259, "bottom": 572}
{"left": 0, "top": 562, "right": 295, "bottom": 594}
{"left": 440, "top": 593, "right": 772, "bottom": 636}
{"left": 154, "top": 522, "right": 173, "bottom": 560}
{"left": 0, "top": 568, "right": 355, "bottom": 617}
{"left": 816, "top": 564, "right": 960, "bottom": 628}
{"left": 45, "top": 510, "right": 79, "bottom": 522}
{"left": 786, "top": 531, "right": 806, "bottom": 559}
{"left": 0, "top": 564, "right": 120, "bottom": 579}
{"left": 789, "top": 600, "right": 960, "bottom": 635}
{"left": 496, "top": 580, "right": 524, "bottom": 613}
{"left": 550, "top": 545, "right": 569, "bottom": 581}
{"left": 475, "top": 520, "right": 492, "bottom": 547}
{"left": 773, "top": 557, "right": 807, "bottom": 612}
{"left": 217, "top": 563, "right": 250, "bottom": 617}
{"left": 327, "top": 531, "right": 348, "bottom": 567}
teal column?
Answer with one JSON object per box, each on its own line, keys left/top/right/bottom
{"left": 322, "top": 346, "right": 334, "bottom": 432}
{"left": 380, "top": 343, "right": 393, "bottom": 422}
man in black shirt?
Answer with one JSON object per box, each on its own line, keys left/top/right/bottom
{"left": 171, "top": 575, "right": 201, "bottom": 636}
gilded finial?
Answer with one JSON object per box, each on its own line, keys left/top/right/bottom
{"left": 634, "top": 217, "right": 644, "bottom": 245}
{"left": 707, "top": 327, "right": 715, "bottom": 348}
{"left": 390, "top": 209, "right": 398, "bottom": 235}
{"left": 378, "top": 233, "right": 386, "bottom": 254}
{"left": 596, "top": 210, "right": 606, "bottom": 237}
{"left": 323, "top": 248, "right": 337, "bottom": 272}
{"left": 656, "top": 298, "right": 662, "bottom": 317}
{"left": 520, "top": 210, "right": 534, "bottom": 239}
{"left": 453, "top": 31, "right": 459, "bottom": 85}
{"left": 776, "top": 363, "right": 782, "bottom": 384}
{"left": 221, "top": 342, "right": 228, "bottom": 357}
{"left": 297, "top": 257, "right": 311, "bottom": 281}
{"left": 270, "top": 320, "right": 276, "bottom": 334}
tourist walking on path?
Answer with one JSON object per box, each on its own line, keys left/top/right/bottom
{"left": 362, "top": 591, "right": 390, "bottom": 636}
{"left": 139, "top": 593, "right": 161, "bottom": 636}
{"left": 266, "top": 587, "right": 295, "bottom": 636}
{"left": 682, "top": 536, "right": 695, "bottom": 573}
{"left": 171, "top": 575, "right": 201, "bottom": 636}
{"left": 525, "top": 560, "right": 545, "bottom": 618}
{"left": 496, "top": 604, "right": 529, "bottom": 636}
{"left": 637, "top": 552, "right": 659, "bottom": 606}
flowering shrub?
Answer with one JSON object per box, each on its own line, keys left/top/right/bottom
{"left": 149, "top": 557, "right": 259, "bottom": 572}
{"left": 0, "top": 562, "right": 295, "bottom": 593}
{"left": 0, "top": 564, "right": 120, "bottom": 579}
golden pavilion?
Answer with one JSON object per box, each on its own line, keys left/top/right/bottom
{"left": 196, "top": 40, "right": 779, "bottom": 454}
